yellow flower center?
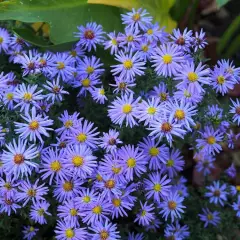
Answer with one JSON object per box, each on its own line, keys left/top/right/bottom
{"left": 100, "top": 230, "right": 109, "bottom": 240}
{"left": 127, "top": 158, "right": 136, "bottom": 168}
{"left": 96, "top": 174, "right": 103, "bottom": 181}
{"left": 122, "top": 104, "right": 132, "bottom": 114}
{"left": 72, "top": 155, "right": 84, "bottom": 167}
{"left": 70, "top": 208, "right": 78, "bottom": 216}
{"left": 64, "top": 120, "right": 73, "bottom": 128}
{"left": 99, "top": 89, "right": 105, "bottom": 95}
{"left": 76, "top": 133, "right": 87, "bottom": 142}
{"left": 236, "top": 185, "right": 240, "bottom": 191}
{"left": 207, "top": 136, "right": 216, "bottom": 145}
{"left": 105, "top": 179, "right": 115, "bottom": 189}
{"left": 142, "top": 45, "right": 149, "bottom": 52}
{"left": 0, "top": 37, "right": 3, "bottom": 43}
{"left": 86, "top": 66, "right": 94, "bottom": 74}
{"left": 162, "top": 54, "right": 172, "bottom": 64}
{"left": 168, "top": 201, "right": 177, "bottom": 210}
{"left": 112, "top": 198, "right": 121, "bottom": 207}
{"left": 23, "top": 92, "right": 32, "bottom": 101}
{"left": 141, "top": 210, "right": 146, "bottom": 216}
{"left": 149, "top": 147, "right": 159, "bottom": 156}
{"left": 82, "top": 78, "right": 91, "bottom": 87}
{"left": 207, "top": 214, "right": 213, "bottom": 220}
{"left": 65, "top": 229, "right": 75, "bottom": 238}
{"left": 133, "top": 13, "right": 140, "bottom": 21}
{"left": 111, "top": 38, "right": 117, "bottom": 45}
{"left": 112, "top": 166, "right": 121, "bottom": 174}
{"left": 160, "top": 92, "right": 167, "bottom": 101}
{"left": 83, "top": 195, "right": 91, "bottom": 203}
{"left": 27, "top": 188, "right": 36, "bottom": 197}
{"left": 13, "top": 154, "right": 24, "bottom": 164}
{"left": 123, "top": 59, "right": 133, "bottom": 69}
{"left": 57, "top": 62, "right": 65, "bottom": 70}
{"left": 161, "top": 122, "right": 172, "bottom": 132}
{"left": 63, "top": 181, "right": 73, "bottom": 192}
{"left": 184, "top": 90, "right": 191, "bottom": 98}
{"left": 29, "top": 226, "right": 35, "bottom": 232}
{"left": 147, "top": 29, "right": 153, "bottom": 35}
{"left": 29, "top": 120, "right": 39, "bottom": 130}
{"left": 188, "top": 72, "right": 198, "bottom": 82}
{"left": 153, "top": 183, "right": 162, "bottom": 192}
{"left": 217, "top": 75, "right": 225, "bottom": 84}
{"left": 6, "top": 93, "right": 14, "bottom": 100}
{"left": 147, "top": 106, "right": 156, "bottom": 115}
{"left": 4, "top": 182, "right": 12, "bottom": 190}
{"left": 166, "top": 159, "right": 174, "bottom": 167}
{"left": 92, "top": 205, "right": 102, "bottom": 214}
{"left": 127, "top": 35, "right": 134, "bottom": 42}
{"left": 119, "top": 82, "right": 126, "bottom": 89}
{"left": 37, "top": 208, "right": 45, "bottom": 216}
{"left": 50, "top": 160, "right": 62, "bottom": 172}
{"left": 174, "top": 109, "right": 185, "bottom": 120}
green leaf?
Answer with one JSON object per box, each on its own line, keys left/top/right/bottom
{"left": 216, "top": 0, "right": 229, "bottom": 8}
{"left": 0, "top": 0, "right": 123, "bottom": 45}
{"left": 222, "top": 34, "right": 240, "bottom": 58}
{"left": 88, "top": 0, "right": 177, "bottom": 32}
{"left": 170, "top": 0, "right": 190, "bottom": 22}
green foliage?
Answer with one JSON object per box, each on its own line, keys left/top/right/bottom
{"left": 216, "top": 0, "right": 229, "bottom": 8}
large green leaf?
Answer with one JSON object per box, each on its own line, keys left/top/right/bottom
{"left": 216, "top": 0, "right": 229, "bottom": 8}
{"left": 0, "top": 0, "right": 123, "bottom": 44}
{"left": 88, "top": 0, "right": 177, "bottom": 32}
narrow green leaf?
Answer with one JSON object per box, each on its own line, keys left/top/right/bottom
{"left": 223, "top": 34, "right": 240, "bottom": 58}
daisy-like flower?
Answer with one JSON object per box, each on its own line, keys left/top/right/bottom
{"left": 68, "top": 46, "right": 85, "bottom": 63}
{"left": 14, "top": 107, "right": 53, "bottom": 143}
{"left": 134, "top": 201, "right": 155, "bottom": 226}
{"left": 30, "top": 200, "right": 51, "bottom": 225}
{"left": 68, "top": 118, "right": 99, "bottom": 149}
{"left": 2, "top": 138, "right": 38, "bottom": 178}
{"left": 77, "top": 56, "right": 104, "bottom": 77}
{"left": 110, "top": 76, "right": 136, "bottom": 95}
{"left": 0, "top": 195, "right": 21, "bottom": 216}
{"left": 104, "top": 31, "right": 121, "bottom": 55}
{"left": 135, "top": 39, "right": 155, "bottom": 61}
{"left": 138, "top": 137, "right": 169, "bottom": 170}
{"left": 128, "top": 232, "right": 144, "bottom": 240}
{"left": 99, "top": 129, "right": 122, "bottom": 153}
{"left": 151, "top": 43, "right": 184, "bottom": 77}
{"left": 205, "top": 181, "right": 228, "bottom": 206}
{"left": 164, "top": 221, "right": 190, "bottom": 240}
{"left": 232, "top": 195, "right": 240, "bottom": 217}
{"left": 2, "top": 88, "right": 17, "bottom": 110}
{"left": 0, "top": 28, "right": 10, "bottom": 53}
{"left": 111, "top": 50, "right": 146, "bottom": 80}
{"left": 22, "top": 225, "right": 39, "bottom": 240}
{"left": 119, "top": 28, "right": 141, "bottom": 51}
{"left": 149, "top": 82, "right": 169, "bottom": 103}
{"left": 75, "top": 22, "right": 105, "bottom": 52}
{"left": 143, "top": 23, "right": 166, "bottom": 43}
{"left": 55, "top": 220, "right": 88, "bottom": 240}
{"left": 43, "top": 78, "right": 69, "bottom": 103}
{"left": 159, "top": 190, "right": 186, "bottom": 222}
{"left": 209, "top": 66, "right": 234, "bottom": 95}
{"left": 196, "top": 126, "right": 223, "bottom": 155}
{"left": 118, "top": 145, "right": 146, "bottom": 181}
{"left": 40, "top": 147, "right": 68, "bottom": 185}
{"left": 89, "top": 220, "right": 120, "bottom": 240}
{"left": 0, "top": 174, "right": 18, "bottom": 199}
{"left": 75, "top": 188, "right": 98, "bottom": 210}
{"left": 91, "top": 86, "right": 107, "bottom": 104}
{"left": 16, "top": 179, "right": 48, "bottom": 206}
{"left": 38, "top": 52, "right": 55, "bottom": 76}
{"left": 0, "top": 71, "right": 10, "bottom": 89}
{"left": 108, "top": 93, "right": 140, "bottom": 128}
{"left": 198, "top": 208, "right": 220, "bottom": 227}
{"left": 195, "top": 153, "right": 215, "bottom": 176}
{"left": 230, "top": 98, "right": 240, "bottom": 125}
{"left": 166, "top": 98, "right": 197, "bottom": 131}
{"left": 174, "top": 61, "right": 210, "bottom": 93}
{"left": 121, "top": 8, "right": 153, "bottom": 31}
{"left": 35, "top": 100, "right": 52, "bottom": 116}
{"left": 192, "top": 29, "right": 208, "bottom": 52}
{"left": 64, "top": 144, "right": 97, "bottom": 179}
{"left": 225, "top": 163, "right": 237, "bottom": 178}
{"left": 148, "top": 116, "right": 186, "bottom": 147}
{"left": 136, "top": 97, "right": 162, "bottom": 126}
{"left": 144, "top": 172, "right": 171, "bottom": 202}
{"left": 170, "top": 28, "right": 193, "bottom": 51}
{"left": 9, "top": 34, "right": 30, "bottom": 51}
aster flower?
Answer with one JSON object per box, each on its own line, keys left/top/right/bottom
{"left": 225, "top": 163, "right": 237, "bottom": 178}
{"left": 108, "top": 93, "right": 140, "bottom": 128}
{"left": 0, "top": 174, "right": 18, "bottom": 199}
{"left": 149, "top": 82, "right": 169, "bottom": 102}
{"left": 121, "top": 8, "right": 153, "bottom": 31}
{"left": 196, "top": 126, "right": 223, "bottom": 155}
{"left": 145, "top": 214, "right": 161, "bottom": 232}
{"left": 91, "top": 86, "right": 107, "bottom": 104}
{"left": 14, "top": 107, "right": 53, "bottom": 143}
{"left": 135, "top": 39, "right": 155, "bottom": 61}
{"left": 198, "top": 208, "right": 220, "bottom": 227}
{"left": 68, "top": 45, "right": 85, "bottom": 62}
{"left": 118, "top": 145, "right": 147, "bottom": 181}
{"left": 128, "top": 232, "right": 144, "bottom": 240}
{"left": 195, "top": 153, "right": 215, "bottom": 176}
{"left": 170, "top": 28, "right": 193, "bottom": 51}
{"left": 16, "top": 179, "right": 48, "bottom": 206}
{"left": 43, "top": 78, "right": 69, "bottom": 103}
{"left": 164, "top": 221, "right": 190, "bottom": 240}
{"left": 151, "top": 43, "right": 184, "bottom": 77}
{"left": 111, "top": 50, "right": 146, "bottom": 80}
{"left": 99, "top": 129, "right": 122, "bottom": 153}
{"left": 104, "top": 31, "right": 121, "bottom": 55}
{"left": 138, "top": 137, "right": 169, "bottom": 170}
{"left": 205, "top": 181, "right": 228, "bottom": 206}
{"left": 159, "top": 190, "right": 186, "bottom": 222}
{"left": 0, "top": 71, "right": 10, "bottom": 89}
{"left": 192, "top": 29, "right": 208, "bottom": 52}
{"left": 38, "top": 52, "right": 55, "bottom": 76}
{"left": 35, "top": 100, "right": 52, "bottom": 116}
{"left": 89, "top": 220, "right": 121, "bottom": 240}
{"left": 2, "top": 138, "right": 38, "bottom": 178}
{"left": 143, "top": 23, "right": 166, "bottom": 43}
{"left": 30, "top": 200, "right": 51, "bottom": 224}
{"left": 110, "top": 76, "right": 136, "bottom": 95}
{"left": 229, "top": 185, "right": 240, "bottom": 196}
{"left": 0, "top": 195, "right": 21, "bottom": 216}
{"left": 232, "top": 195, "right": 240, "bottom": 217}
{"left": 75, "top": 22, "right": 105, "bottom": 52}
{"left": 22, "top": 225, "right": 39, "bottom": 240}
{"left": 0, "top": 28, "right": 10, "bottom": 53}
{"left": 144, "top": 172, "right": 171, "bottom": 202}
{"left": 230, "top": 98, "right": 240, "bottom": 125}
{"left": 2, "top": 88, "right": 17, "bottom": 110}
{"left": 119, "top": 28, "right": 141, "bottom": 51}
{"left": 75, "top": 188, "right": 98, "bottom": 210}
{"left": 134, "top": 201, "right": 155, "bottom": 226}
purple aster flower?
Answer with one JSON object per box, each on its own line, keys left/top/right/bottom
{"left": 196, "top": 126, "right": 223, "bottom": 155}
{"left": 138, "top": 137, "right": 169, "bottom": 170}
{"left": 9, "top": 34, "right": 30, "bottom": 51}
{"left": 75, "top": 22, "right": 105, "bottom": 52}
{"left": 128, "top": 232, "right": 144, "bottom": 240}
{"left": 174, "top": 61, "right": 210, "bottom": 93}
{"left": 0, "top": 195, "right": 21, "bottom": 216}
{"left": 198, "top": 208, "right": 220, "bottom": 227}
{"left": 7, "top": 49, "right": 26, "bottom": 63}
{"left": 135, "top": 39, "right": 155, "bottom": 61}
{"left": 55, "top": 220, "right": 88, "bottom": 240}
{"left": 151, "top": 43, "right": 184, "bottom": 77}
{"left": 64, "top": 144, "right": 97, "bottom": 179}
{"left": 195, "top": 153, "right": 215, "bottom": 176}
{"left": 232, "top": 195, "right": 240, "bottom": 217}
{"left": 108, "top": 93, "right": 140, "bottom": 128}
{"left": 134, "top": 201, "right": 155, "bottom": 226}
{"left": 170, "top": 28, "right": 193, "bottom": 51}
{"left": 75, "top": 188, "right": 98, "bottom": 210}
{"left": 91, "top": 86, "right": 107, "bottom": 104}
{"left": 30, "top": 200, "right": 51, "bottom": 224}
{"left": 68, "top": 46, "right": 85, "bottom": 62}
{"left": 0, "top": 174, "right": 18, "bottom": 199}
{"left": 16, "top": 179, "right": 48, "bottom": 206}
{"left": 144, "top": 172, "right": 171, "bottom": 202}
{"left": 207, "top": 104, "right": 223, "bottom": 123}
{"left": 22, "top": 225, "right": 39, "bottom": 240}
{"left": 109, "top": 76, "right": 136, "bottom": 95}
{"left": 99, "top": 129, "right": 122, "bottom": 153}
{"left": 192, "top": 29, "right": 208, "bottom": 52}
{"left": 171, "top": 183, "right": 189, "bottom": 198}
{"left": 2, "top": 88, "right": 17, "bottom": 110}
{"left": 14, "top": 107, "right": 53, "bottom": 143}
{"left": 14, "top": 83, "right": 44, "bottom": 114}
{"left": 111, "top": 50, "right": 146, "bottom": 80}
{"left": 145, "top": 214, "right": 161, "bottom": 232}
{"left": 121, "top": 8, "right": 153, "bottom": 31}
{"left": 229, "top": 185, "right": 240, "bottom": 196}
{"left": 40, "top": 147, "right": 68, "bottom": 185}
{"left": 104, "top": 31, "right": 121, "bottom": 55}
{"left": 0, "top": 28, "right": 10, "bottom": 53}
{"left": 2, "top": 138, "right": 38, "bottom": 178}
{"left": 205, "top": 181, "right": 228, "bottom": 206}
{"left": 209, "top": 66, "right": 234, "bottom": 95}
{"left": 38, "top": 52, "right": 55, "bottom": 76}
{"left": 89, "top": 220, "right": 120, "bottom": 240}
{"left": 159, "top": 190, "right": 186, "bottom": 222}
{"left": 0, "top": 71, "right": 10, "bottom": 89}
{"left": 143, "top": 23, "right": 167, "bottom": 43}
{"left": 68, "top": 118, "right": 99, "bottom": 149}
{"left": 225, "top": 163, "right": 237, "bottom": 178}
{"left": 118, "top": 145, "right": 147, "bottom": 181}
{"left": 230, "top": 98, "right": 240, "bottom": 125}
{"left": 119, "top": 28, "right": 141, "bottom": 51}
{"left": 165, "top": 221, "right": 190, "bottom": 240}
{"left": 43, "top": 78, "right": 69, "bottom": 103}
{"left": 226, "top": 130, "right": 239, "bottom": 149}
{"left": 149, "top": 82, "right": 169, "bottom": 102}
{"left": 35, "top": 100, "right": 52, "bottom": 116}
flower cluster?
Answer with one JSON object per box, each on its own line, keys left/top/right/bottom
{"left": 0, "top": 8, "right": 239, "bottom": 240}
